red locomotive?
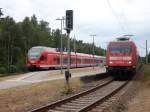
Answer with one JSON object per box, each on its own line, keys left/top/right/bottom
{"left": 27, "top": 46, "right": 105, "bottom": 70}
{"left": 106, "top": 37, "right": 140, "bottom": 77}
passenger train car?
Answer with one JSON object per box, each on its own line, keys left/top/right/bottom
{"left": 106, "top": 37, "right": 140, "bottom": 77}
{"left": 27, "top": 46, "right": 105, "bottom": 70}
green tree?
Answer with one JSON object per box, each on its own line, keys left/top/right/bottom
{"left": 0, "top": 14, "right": 105, "bottom": 74}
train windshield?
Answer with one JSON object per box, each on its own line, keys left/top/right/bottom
{"left": 28, "top": 47, "right": 43, "bottom": 60}
{"left": 110, "top": 45, "right": 131, "bottom": 53}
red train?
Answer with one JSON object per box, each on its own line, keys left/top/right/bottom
{"left": 27, "top": 46, "right": 105, "bottom": 70}
{"left": 106, "top": 37, "right": 140, "bottom": 77}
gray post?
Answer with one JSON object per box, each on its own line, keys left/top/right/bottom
{"left": 146, "top": 40, "right": 148, "bottom": 64}
{"left": 92, "top": 36, "right": 95, "bottom": 69}
{"left": 67, "top": 33, "right": 71, "bottom": 71}
{"left": 90, "top": 34, "right": 96, "bottom": 69}
{"left": 60, "top": 19, "right": 63, "bottom": 73}
{"left": 56, "top": 17, "right": 65, "bottom": 74}
{"left": 74, "top": 35, "right": 77, "bottom": 68}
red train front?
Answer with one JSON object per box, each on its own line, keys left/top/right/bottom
{"left": 106, "top": 37, "right": 139, "bottom": 76}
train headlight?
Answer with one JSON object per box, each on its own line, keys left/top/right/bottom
{"left": 128, "top": 61, "right": 132, "bottom": 64}
{"left": 109, "top": 61, "right": 113, "bottom": 64}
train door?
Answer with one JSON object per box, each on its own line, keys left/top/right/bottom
{"left": 47, "top": 54, "right": 54, "bottom": 65}
{"left": 39, "top": 54, "right": 47, "bottom": 67}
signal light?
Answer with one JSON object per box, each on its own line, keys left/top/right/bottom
{"left": 0, "top": 8, "right": 3, "bottom": 17}
{"left": 66, "top": 10, "right": 73, "bottom": 30}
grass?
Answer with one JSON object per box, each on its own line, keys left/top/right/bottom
{"left": 125, "top": 64, "right": 150, "bottom": 112}
{"left": 0, "top": 77, "right": 82, "bottom": 112}
{"left": 61, "top": 87, "right": 75, "bottom": 96}
{"left": 0, "top": 67, "right": 102, "bottom": 112}
{"left": 141, "top": 64, "right": 150, "bottom": 81}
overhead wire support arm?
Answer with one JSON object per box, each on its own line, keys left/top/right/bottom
{"left": 89, "top": 34, "right": 96, "bottom": 69}
{"left": 56, "top": 17, "right": 65, "bottom": 74}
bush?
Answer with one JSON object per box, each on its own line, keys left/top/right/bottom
{"left": 0, "top": 66, "right": 7, "bottom": 74}
{"left": 16, "top": 61, "right": 27, "bottom": 72}
{"left": 9, "top": 65, "right": 18, "bottom": 73}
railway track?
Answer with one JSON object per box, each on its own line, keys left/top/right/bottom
{"left": 30, "top": 79, "right": 128, "bottom": 112}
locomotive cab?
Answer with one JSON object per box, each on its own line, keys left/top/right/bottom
{"left": 106, "top": 37, "right": 138, "bottom": 75}
{"left": 27, "top": 46, "right": 44, "bottom": 70}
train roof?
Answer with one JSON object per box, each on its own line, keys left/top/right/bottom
{"left": 30, "top": 46, "right": 105, "bottom": 58}
{"left": 108, "top": 37, "right": 135, "bottom": 44}
{"left": 108, "top": 36, "right": 136, "bottom": 44}
{"left": 31, "top": 46, "right": 56, "bottom": 51}
{"left": 108, "top": 41, "right": 136, "bottom": 46}
{"left": 116, "top": 37, "right": 130, "bottom": 41}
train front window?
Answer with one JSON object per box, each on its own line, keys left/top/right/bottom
{"left": 110, "top": 45, "right": 131, "bottom": 53}
{"left": 28, "top": 47, "right": 43, "bottom": 60}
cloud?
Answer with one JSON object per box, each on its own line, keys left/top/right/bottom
{"left": 1, "top": 0, "right": 150, "bottom": 56}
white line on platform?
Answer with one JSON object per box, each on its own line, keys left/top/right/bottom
{"left": 6, "top": 71, "right": 105, "bottom": 83}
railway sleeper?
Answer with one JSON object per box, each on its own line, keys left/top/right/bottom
{"left": 78, "top": 97, "right": 98, "bottom": 100}
{"left": 74, "top": 99, "right": 96, "bottom": 102}
{"left": 66, "top": 103, "right": 89, "bottom": 108}
{"left": 71, "top": 100, "right": 91, "bottom": 104}
{"left": 78, "top": 98, "right": 99, "bottom": 102}
{"left": 65, "top": 103, "right": 87, "bottom": 107}
{"left": 82, "top": 96, "right": 101, "bottom": 99}
{"left": 60, "top": 104, "right": 81, "bottom": 109}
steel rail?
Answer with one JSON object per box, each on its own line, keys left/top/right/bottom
{"left": 30, "top": 79, "right": 113, "bottom": 112}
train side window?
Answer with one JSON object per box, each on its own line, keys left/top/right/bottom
{"left": 77, "top": 58, "right": 81, "bottom": 63}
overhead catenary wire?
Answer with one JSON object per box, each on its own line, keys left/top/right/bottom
{"left": 106, "top": 0, "right": 130, "bottom": 34}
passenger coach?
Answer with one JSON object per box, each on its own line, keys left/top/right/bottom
{"left": 27, "top": 46, "right": 105, "bottom": 70}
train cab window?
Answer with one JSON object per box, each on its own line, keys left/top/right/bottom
{"left": 28, "top": 47, "right": 43, "bottom": 60}
{"left": 40, "top": 55, "right": 46, "bottom": 61}
{"left": 110, "top": 45, "right": 131, "bottom": 53}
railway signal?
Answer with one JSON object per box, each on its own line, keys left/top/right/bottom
{"left": 65, "top": 10, "right": 73, "bottom": 85}
{"left": 66, "top": 10, "right": 73, "bottom": 33}
{"left": 0, "top": 8, "right": 3, "bottom": 18}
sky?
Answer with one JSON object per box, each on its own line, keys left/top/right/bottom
{"left": 1, "top": 0, "right": 150, "bottom": 56}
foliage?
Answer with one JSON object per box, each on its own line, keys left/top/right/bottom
{"left": 0, "top": 15, "right": 105, "bottom": 74}
{"left": 0, "top": 66, "right": 7, "bottom": 74}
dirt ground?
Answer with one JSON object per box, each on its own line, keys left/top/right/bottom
{"left": 126, "top": 64, "right": 150, "bottom": 112}
{"left": 0, "top": 67, "right": 102, "bottom": 112}
{"left": 0, "top": 77, "right": 83, "bottom": 112}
